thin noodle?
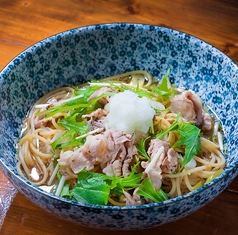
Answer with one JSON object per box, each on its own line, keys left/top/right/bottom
{"left": 166, "top": 178, "right": 177, "bottom": 197}
{"left": 18, "top": 150, "right": 31, "bottom": 178}
{"left": 176, "top": 177, "right": 182, "bottom": 196}
{"left": 29, "top": 143, "right": 52, "bottom": 160}
{"left": 184, "top": 174, "right": 194, "bottom": 192}
{"left": 201, "top": 137, "right": 219, "bottom": 151}
{"left": 22, "top": 141, "right": 35, "bottom": 166}
{"left": 193, "top": 152, "right": 225, "bottom": 168}
{"left": 164, "top": 166, "right": 207, "bottom": 178}
{"left": 64, "top": 167, "right": 78, "bottom": 180}
{"left": 108, "top": 197, "right": 126, "bottom": 206}
{"left": 16, "top": 71, "right": 226, "bottom": 205}
{"left": 34, "top": 156, "right": 49, "bottom": 185}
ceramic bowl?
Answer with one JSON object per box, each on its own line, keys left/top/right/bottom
{"left": 0, "top": 23, "right": 238, "bottom": 230}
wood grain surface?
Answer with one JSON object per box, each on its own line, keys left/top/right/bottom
{"left": 0, "top": 0, "right": 238, "bottom": 234}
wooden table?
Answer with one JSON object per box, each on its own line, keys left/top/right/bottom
{"left": 1, "top": 0, "right": 238, "bottom": 234}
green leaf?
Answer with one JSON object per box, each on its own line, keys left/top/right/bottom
{"left": 160, "top": 68, "right": 171, "bottom": 92}
{"left": 71, "top": 171, "right": 110, "bottom": 205}
{"left": 51, "top": 113, "right": 88, "bottom": 150}
{"left": 110, "top": 163, "right": 142, "bottom": 196}
{"left": 51, "top": 129, "right": 74, "bottom": 150}
{"left": 51, "top": 129, "right": 84, "bottom": 150}
{"left": 156, "top": 113, "right": 181, "bottom": 139}
{"left": 60, "top": 183, "right": 70, "bottom": 197}
{"left": 137, "top": 177, "right": 168, "bottom": 202}
{"left": 136, "top": 137, "right": 150, "bottom": 160}
{"left": 90, "top": 80, "right": 157, "bottom": 101}
{"left": 37, "top": 102, "right": 90, "bottom": 118}
{"left": 113, "top": 173, "right": 142, "bottom": 194}
{"left": 156, "top": 113, "right": 201, "bottom": 169}
{"left": 87, "top": 91, "right": 116, "bottom": 108}
{"left": 55, "top": 138, "right": 85, "bottom": 149}
{"left": 152, "top": 69, "right": 177, "bottom": 99}
{"left": 36, "top": 85, "right": 99, "bottom": 118}
{"left": 173, "top": 122, "right": 201, "bottom": 168}
{"left": 57, "top": 115, "right": 88, "bottom": 134}
{"left": 73, "top": 86, "right": 97, "bottom": 101}
{"left": 68, "top": 164, "right": 143, "bottom": 205}
{"left": 71, "top": 190, "right": 89, "bottom": 204}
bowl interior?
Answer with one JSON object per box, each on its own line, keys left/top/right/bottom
{"left": 0, "top": 23, "right": 238, "bottom": 195}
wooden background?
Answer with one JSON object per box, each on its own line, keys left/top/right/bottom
{"left": 0, "top": 0, "right": 238, "bottom": 234}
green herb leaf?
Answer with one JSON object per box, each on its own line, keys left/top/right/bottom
{"left": 137, "top": 177, "right": 168, "bottom": 202}
{"left": 36, "top": 85, "right": 99, "bottom": 118}
{"left": 152, "top": 69, "right": 177, "bottom": 99}
{"left": 36, "top": 103, "right": 90, "bottom": 118}
{"left": 91, "top": 80, "right": 156, "bottom": 101}
{"left": 173, "top": 122, "right": 201, "bottom": 168}
{"left": 159, "top": 68, "right": 171, "bottom": 92}
{"left": 156, "top": 113, "right": 201, "bottom": 169}
{"left": 156, "top": 113, "right": 181, "bottom": 139}
{"left": 73, "top": 86, "right": 97, "bottom": 101}
{"left": 71, "top": 171, "right": 110, "bottom": 205}
{"left": 136, "top": 137, "right": 150, "bottom": 160}
{"left": 57, "top": 115, "right": 88, "bottom": 134}
{"left": 68, "top": 164, "right": 142, "bottom": 205}
{"left": 111, "top": 163, "right": 142, "bottom": 195}
{"left": 51, "top": 129, "right": 84, "bottom": 150}
{"left": 60, "top": 183, "right": 71, "bottom": 197}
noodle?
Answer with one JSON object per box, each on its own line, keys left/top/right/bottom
{"left": 17, "top": 70, "right": 226, "bottom": 206}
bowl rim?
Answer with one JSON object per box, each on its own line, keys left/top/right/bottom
{"left": 1, "top": 22, "right": 237, "bottom": 76}
{"left": 0, "top": 22, "right": 238, "bottom": 211}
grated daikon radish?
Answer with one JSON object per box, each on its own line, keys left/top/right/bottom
{"left": 105, "top": 90, "right": 162, "bottom": 135}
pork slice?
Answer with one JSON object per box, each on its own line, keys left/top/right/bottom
{"left": 83, "top": 134, "right": 107, "bottom": 157}
{"left": 103, "top": 129, "right": 125, "bottom": 156}
{"left": 147, "top": 139, "right": 178, "bottom": 173}
{"left": 112, "top": 159, "right": 122, "bottom": 177}
{"left": 58, "top": 150, "right": 74, "bottom": 167}
{"left": 82, "top": 108, "right": 107, "bottom": 130}
{"left": 88, "top": 87, "right": 114, "bottom": 105}
{"left": 34, "top": 98, "right": 58, "bottom": 129}
{"left": 58, "top": 148, "right": 95, "bottom": 174}
{"left": 58, "top": 133, "right": 107, "bottom": 174}
{"left": 122, "top": 155, "right": 133, "bottom": 177}
{"left": 70, "top": 150, "right": 95, "bottom": 173}
{"left": 161, "top": 148, "right": 178, "bottom": 173}
{"left": 147, "top": 139, "right": 170, "bottom": 158}
{"left": 82, "top": 108, "right": 104, "bottom": 120}
{"left": 103, "top": 129, "right": 137, "bottom": 159}
{"left": 124, "top": 188, "right": 142, "bottom": 206}
{"left": 142, "top": 139, "right": 178, "bottom": 190}
{"left": 102, "top": 129, "right": 137, "bottom": 177}
{"left": 170, "top": 90, "right": 203, "bottom": 126}
{"left": 58, "top": 128, "right": 137, "bottom": 177}
{"left": 92, "top": 116, "right": 107, "bottom": 129}
{"left": 34, "top": 114, "right": 53, "bottom": 129}
{"left": 82, "top": 134, "right": 110, "bottom": 166}
{"left": 39, "top": 143, "right": 52, "bottom": 155}
{"left": 201, "top": 112, "right": 212, "bottom": 131}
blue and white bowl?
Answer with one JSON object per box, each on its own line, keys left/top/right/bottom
{"left": 0, "top": 23, "right": 238, "bottom": 230}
